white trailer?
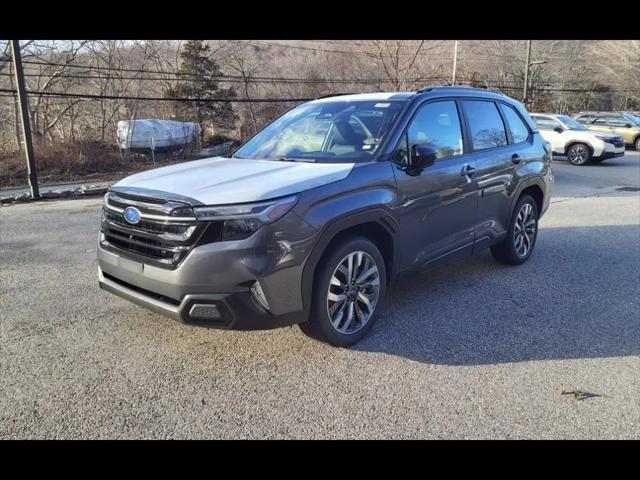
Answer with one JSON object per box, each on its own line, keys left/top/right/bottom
{"left": 116, "top": 119, "right": 201, "bottom": 152}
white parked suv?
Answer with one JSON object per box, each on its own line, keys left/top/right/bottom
{"left": 530, "top": 113, "right": 625, "bottom": 165}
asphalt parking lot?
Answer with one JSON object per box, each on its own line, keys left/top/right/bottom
{"left": 1, "top": 152, "right": 639, "bottom": 439}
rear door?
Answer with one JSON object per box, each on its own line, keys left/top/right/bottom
{"left": 460, "top": 99, "right": 525, "bottom": 248}
{"left": 391, "top": 99, "right": 478, "bottom": 271}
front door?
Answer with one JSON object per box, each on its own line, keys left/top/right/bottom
{"left": 391, "top": 99, "right": 478, "bottom": 271}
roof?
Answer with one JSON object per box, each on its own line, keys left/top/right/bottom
{"left": 311, "top": 92, "right": 416, "bottom": 103}
{"left": 312, "top": 86, "right": 512, "bottom": 104}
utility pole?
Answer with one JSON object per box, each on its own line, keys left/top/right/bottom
{"left": 11, "top": 39, "right": 39, "bottom": 199}
{"left": 451, "top": 40, "right": 458, "bottom": 85}
{"left": 523, "top": 40, "right": 532, "bottom": 106}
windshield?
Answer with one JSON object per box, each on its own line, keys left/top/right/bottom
{"left": 233, "top": 100, "right": 405, "bottom": 162}
{"left": 623, "top": 113, "right": 640, "bottom": 126}
{"left": 556, "top": 115, "right": 587, "bottom": 130}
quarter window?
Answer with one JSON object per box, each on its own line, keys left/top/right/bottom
{"left": 462, "top": 100, "right": 508, "bottom": 151}
{"left": 405, "top": 100, "right": 464, "bottom": 163}
{"left": 500, "top": 104, "right": 530, "bottom": 143}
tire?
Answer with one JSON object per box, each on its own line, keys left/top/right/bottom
{"left": 298, "top": 235, "right": 386, "bottom": 347}
{"left": 491, "top": 194, "right": 539, "bottom": 266}
{"left": 634, "top": 137, "right": 640, "bottom": 151}
{"left": 567, "top": 143, "right": 592, "bottom": 165}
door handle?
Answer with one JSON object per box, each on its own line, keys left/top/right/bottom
{"left": 511, "top": 154, "right": 522, "bottom": 164}
{"left": 461, "top": 163, "right": 477, "bottom": 176}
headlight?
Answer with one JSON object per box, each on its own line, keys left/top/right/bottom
{"left": 193, "top": 195, "right": 298, "bottom": 241}
{"left": 594, "top": 135, "right": 610, "bottom": 143}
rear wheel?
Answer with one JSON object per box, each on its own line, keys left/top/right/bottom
{"left": 491, "top": 194, "right": 539, "bottom": 265}
{"left": 299, "top": 235, "right": 386, "bottom": 347}
{"left": 567, "top": 143, "right": 592, "bottom": 165}
{"left": 634, "top": 137, "right": 640, "bottom": 151}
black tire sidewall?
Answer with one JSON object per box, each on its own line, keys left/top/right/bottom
{"left": 568, "top": 143, "right": 591, "bottom": 165}
{"left": 309, "top": 236, "right": 386, "bottom": 347}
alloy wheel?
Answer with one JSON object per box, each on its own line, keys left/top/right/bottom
{"left": 326, "top": 251, "right": 380, "bottom": 334}
{"left": 568, "top": 145, "right": 589, "bottom": 164}
{"left": 513, "top": 203, "right": 537, "bottom": 257}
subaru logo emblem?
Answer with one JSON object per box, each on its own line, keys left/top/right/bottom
{"left": 123, "top": 206, "right": 141, "bottom": 224}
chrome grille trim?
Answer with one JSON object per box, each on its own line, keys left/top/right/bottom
{"left": 104, "top": 197, "right": 196, "bottom": 222}
{"left": 100, "top": 191, "right": 204, "bottom": 269}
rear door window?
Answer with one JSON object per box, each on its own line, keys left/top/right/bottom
{"left": 462, "top": 100, "right": 508, "bottom": 151}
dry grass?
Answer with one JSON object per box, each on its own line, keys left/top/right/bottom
{"left": 0, "top": 141, "right": 187, "bottom": 188}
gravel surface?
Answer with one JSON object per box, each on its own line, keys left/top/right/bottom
{"left": 1, "top": 152, "right": 639, "bottom": 439}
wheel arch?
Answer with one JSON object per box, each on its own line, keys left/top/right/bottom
{"left": 300, "top": 209, "right": 400, "bottom": 322}
{"left": 564, "top": 141, "right": 594, "bottom": 156}
{"left": 507, "top": 177, "right": 546, "bottom": 223}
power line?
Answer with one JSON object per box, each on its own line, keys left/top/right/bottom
{"left": 0, "top": 85, "right": 626, "bottom": 103}
{"left": 0, "top": 87, "right": 311, "bottom": 102}
{"left": 246, "top": 41, "right": 452, "bottom": 58}
{"left": 0, "top": 70, "right": 403, "bottom": 85}
{"left": 10, "top": 58, "right": 410, "bottom": 84}
{"left": 0, "top": 68, "right": 603, "bottom": 89}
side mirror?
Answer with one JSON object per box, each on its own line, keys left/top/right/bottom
{"left": 410, "top": 144, "right": 438, "bottom": 171}
{"left": 553, "top": 126, "right": 564, "bottom": 133}
{"left": 624, "top": 123, "right": 632, "bottom": 128}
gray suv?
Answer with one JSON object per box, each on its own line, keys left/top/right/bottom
{"left": 98, "top": 87, "right": 553, "bottom": 346}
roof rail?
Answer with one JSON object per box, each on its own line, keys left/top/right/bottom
{"left": 314, "top": 92, "right": 356, "bottom": 100}
{"left": 417, "top": 84, "right": 505, "bottom": 95}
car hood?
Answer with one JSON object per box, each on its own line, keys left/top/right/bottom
{"left": 584, "top": 129, "right": 621, "bottom": 138}
{"left": 113, "top": 156, "right": 355, "bottom": 205}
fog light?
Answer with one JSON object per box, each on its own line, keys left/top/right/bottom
{"left": 189, "top": 304, "right": 221, "bottom": 320}
{"left": 251, "top": 281, "right": 270, "bottom": 310}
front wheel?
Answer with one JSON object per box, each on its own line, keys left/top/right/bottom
{"left": 634, "top": 137, "right": 640, "bottom": 151}
{"left": 491, "top": 194, "right": 539, "bottom": 265}
{"left": 567, "top": 143, "right": 592, "bottom": 165}
{"left": 299, "top": 235, "right": 386, "bottom": 347}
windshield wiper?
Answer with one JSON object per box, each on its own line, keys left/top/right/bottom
{"left": 277, "top": 157, "right": 316, "bottom": 163}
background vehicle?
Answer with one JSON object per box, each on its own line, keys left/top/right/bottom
{"left": 573, "top": 112, "right": 640, "bottom": 150}
{"left": 531, "top": 113, "right": 625, "bottom": 165}
{"left": 98, "top": 87, "right": 553, "bottom": 347}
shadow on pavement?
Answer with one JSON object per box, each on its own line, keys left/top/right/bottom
{"left": 353, "top": 224, "right": 640, "bottom": 365}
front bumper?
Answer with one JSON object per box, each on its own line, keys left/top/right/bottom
{"left": 97, "top": 206, "right": 319, "bottom": 329}
{"left": 598, "top": 146, "right": 625, "bottom": 159}
{"left": 98, "top": 266, "right": 304, "bottom": 330}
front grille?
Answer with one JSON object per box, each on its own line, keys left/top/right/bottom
{"left": 104, "top": 210, "right": 191, "bottom": 236}
{"left": 101, "top": 192, "right": 205, "bottom": 269}
{"left": 111, "top": 192, "right": 167, "bottom": 204}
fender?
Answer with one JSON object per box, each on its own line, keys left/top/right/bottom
{"left": 299, "top": 207, "right": 400, "bottom": 322}
{"left": 506, "top": 174, "right": 547, "bottom": 222}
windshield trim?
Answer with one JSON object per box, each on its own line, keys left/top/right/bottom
{"left": 231, "top": 99, "right": 410, "bottom": 164}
